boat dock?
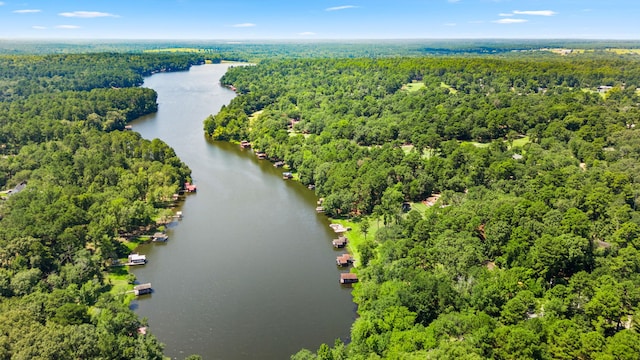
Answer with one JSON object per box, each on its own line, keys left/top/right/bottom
{"left": 133, "top": 283, "right": 153, "bottom": 296}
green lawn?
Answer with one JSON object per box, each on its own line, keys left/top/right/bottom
{"left": 106, "top": 266, "right": 135, "bottom": 304}
{"left": 440, "top": 82, "right": 458, "bottom": 94}
{"left": 402, "top": 82, "right": 426, "bottom": 92}
{"left": 510, "top": 135, "right": 530, "bottom": 148}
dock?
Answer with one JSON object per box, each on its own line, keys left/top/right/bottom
{"left": 240, "top": 140, "right": 251, "bottom": 149}
{"left": 126, "top": 253, "right": 147, "bottom": 266}
{"left": 133, "top": 283, "right": 153, "bottom": 296}
{"left": 152, "top": 232, "right": 168, "bottom": 242}
{"left": 329, "top": 223, "right": 350, "bottom": 233}
{"left": 184, "top": 182, "right": 197, "bottom": 193}
{"left": 282, "top": 172, "right": 293, "bottom": 180}
{"left": 340, "top": 273, "right": 358, "bottom": 284}
{"left": 332, "top": 236, "right": 348, "bottom": 248}
{"left": 336, "top": 253, "right": 354, "bottom": 267}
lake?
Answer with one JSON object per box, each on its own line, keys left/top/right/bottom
{"left": 129, "top": 64, "right": 356, "bottom": 360}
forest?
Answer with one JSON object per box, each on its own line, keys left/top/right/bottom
{"left": 3, "top": 42, "right": 640, "bottom": 359}
{"left": 207, "top": 54, "right": 640, "bottom": 359}
{"left": 0, "top": 52, "right": 211, "bottom": 359}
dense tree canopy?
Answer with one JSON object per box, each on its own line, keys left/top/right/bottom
{"left": 207, "top": 54, "right": 640, "bottom": 359}
{"left": 0, "top": 52, "right": 201, "bottom": 359}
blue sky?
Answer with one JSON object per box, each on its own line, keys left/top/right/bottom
{"left": 0, "top": 0, "right": 639, "bottom": 40}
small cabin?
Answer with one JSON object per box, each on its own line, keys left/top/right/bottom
{"left": 172, "top": 193, "right": 180, "bottom": 201}
{"left": 128, "top": 253, "right": 147, "bottom": 265}
{"left": 282, "top": 172, "right": 293, "bottom": 180}
{"left": 340, "top": 273, "right": 358, "bottom": 284}
{"left": 240, "top": 140, "right": 251, "bottom": 149}
{"left": 332, "top": 237, "right": 348, "bottom": 248}
{"left": 152, "top": 232, "right": 168, "bottom": 242}
{"left": 256, "top": 152, "right": 267, "bottom": 160}
{"left": 336, "top": 254, "right": 354, "bottom": 267}
{"left": 134, "top": 283, "right": 152, "bottom": 296}
{"left": 184, "top": 182, "right": 197, "bottom": 193}
{"left": 124, "top": 125, "right": 133, "bottom": 131}
{"left": 315, "top": 206, "right": 325, "bottom": 213}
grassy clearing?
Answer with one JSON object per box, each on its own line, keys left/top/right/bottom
{"left": 607, "top": 48, "right": 640, "bottom": 55}
{"left": 440, "top": 82, "right": 458, "bottom": 94}
{"left": 329, "top": 217, "right": 382, "bottom": 266}
{"left": 402, "top": 82, "right": 426, "bottom": 92}
{"left": 510, "top": 136, "right": 530, "bottom": 148}
{"left": 249, "top": 110, "right": 263, "bottom": 126}
{"left": 464, "top": 135, "right": 531, "bottom": 150}
{"left": 407, "top": 201, "right": 429, "bottom": 214}
{"left": 106, "top": 266, "right": 135, "bottom": 304}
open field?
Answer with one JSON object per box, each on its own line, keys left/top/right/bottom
{"left": 401, "top": 82, "right": 426, "bottom": 92}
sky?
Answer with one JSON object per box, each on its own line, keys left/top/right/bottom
{"left": 0, "top": 0, "right": 639, "bottom": 40}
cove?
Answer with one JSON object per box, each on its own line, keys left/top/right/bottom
{"left": 128, "top": 64, "right": 356, "bottom": 360}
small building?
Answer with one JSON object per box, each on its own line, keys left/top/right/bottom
{"left": 332, "top": 236, "right": 348, "bottom": 248}
{"left": 274, "top": 161, "right": 285, "bottom": 168}
{"left": 336, "top": 254, "right": 354, "bottom": 267}
{"left": 127, "top": 253, "right": 147, "bottom": 265}
{"left": 152, "top": 232, "right": 168, "bottom": 242}
{"left": 184, "top": 182, "right": 197, "bottom": 193}
{"left": 124, "top": 125, "right": 133, "bottom": 131}
{"left": 340, "top": 273, "right": 358, "bottom": 284}
{"left": 282, "top": 172, "right": 293, "bottom": 180}
{"left": 598, "top": 85, "right": 613, "bottom": 94}
{"left": 240, "top": 140, "right": 251, "bottom": 149}
{"left": 172, "top": 193, "right": 180, "bottom": 201}
{"left": 316, "top": 206, "right": 325, "bottom": 213}
{"left": 256, "top": 152, "right": 267, "bottom": 160}
{"left": 133, "top": 283, "right": 152, "bottom": 296}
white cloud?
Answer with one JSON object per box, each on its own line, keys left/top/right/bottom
{"left": 0, "top": 2, "right": 5, "bottom": 6}
{"left": 325, "top": 5, "right": 358, "bottom": 11}
{"left": 513, "top": 10, "right": 557, "bottom": 16}
{"left": 493, "top": 18, "right": 528, "bottom": 24}
{"left": 232, "top": 23, "right": 256, "bottom": 28}
{"left": 56, "top": 25, "right": 81, "bottom": 29}
{"left": 59, "top": 11, "right": 118, "bottom": 18}
{"left": 32, "top": 26, "right": 47, "bottom": 30}
{"left": 499, "top": 13, "right": 514, "bottom": 17}
{"left": 299, "top": 32, "right": 316, "bottom": 36}
{"left": 13, "top": 9, "right": 41, "bottom": 14}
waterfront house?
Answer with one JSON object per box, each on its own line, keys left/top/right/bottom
{"left": 282, "top": 172, "right": 293, "bottom": 180}
{"left": 240, "top": 140, "right": 251, "bottom": 149}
